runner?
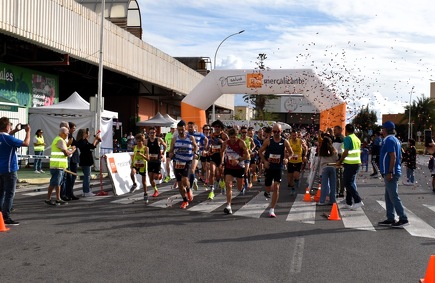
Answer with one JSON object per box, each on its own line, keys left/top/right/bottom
{"left": 221, "top": 128, "right": 249, "bottom": 214}
{"left": 240, "top": 126, "right": 255, "bottom": 190}
{"left": 248, "top": 126, "right": 262, "bottom": 184}
{"left": 258, "top": 123, "right": 293, "bottom": 218}
{"left": 168, "top": 120, "right": 198, "bottom": 209}
{"left": 287, "top": 130, "right": 308, "bottom": 195}
{"left": 207, "top": 120, "right": 228, "bottom": 200}
{"left": 130, "top": 133, "right": 149, "bottom": 202}
{"left": 187, "top": 121, "right": 208, "bottom": 191}
{"left": 199, "top": 124, "right": 211, "bottom": 186}
{"left": 146, "top": 127, "right": 167, "bottom": 198}
{"left": 164, "top": 125, "right": 176, "bottom": 183}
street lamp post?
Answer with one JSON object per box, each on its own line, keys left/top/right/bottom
{"left": 211, "top": 30, "right": 245, "bottom": 122}
{"left": 408, "top": 86, "right": 414, "bottom": 140}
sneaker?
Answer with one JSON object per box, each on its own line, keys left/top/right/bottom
{"left": 34, "top": 170, "right": 40, "bottom": 174}
{"left": 4, "top": 218, "right": 19, "bottom": 225}
{"left": 290, "top": 188, "right": 296, "bottom": 196}
{"left": 55, "top": 199, "right": 68, "bottom": 205}
{"left": 44, "top": 200, "right": 56, "bottom": 206}
{"left": 378, "top": 219, "right": 395, "bottom": 226}
{"left": 180, "top": 201, "right": 189, "bottom": 209}
{"left": 187, "top": 190, "right": 193, "bottom": 202}
{"left": 350, "top": 201, "right": 364, "bottom": 210}
{"left": 82, "top": 192, "right": 95, "bottom": 197}
{"left": 193, "top": 178, "right": 199, "bottom": 191}
{"left": 130, "top": 183, "right": 138, "bottom": 193}
{"left": 152, "top": 190, "right": 159, "bottom": 197}
{"left": 391, "top": 219, "right": 409, "bottom": 229}
{"left": 219, "top": 180, "right": 225, "bottom": 189}
{"left": 144, "top": 194, "right": 149, "bottom": 203}
{"left": 224, "top": 206, "right": 233, "bottom": 214}
{"left": 61, "top": 196, "right": 71, "bottom": 201}
{"left": 39, "top": 170, "right": 45, "bottom": 173}
{"left": 164, "top": 176, "right": 171, "bottom": 183}
{"left": 70, "top": 195, "right": 80, "bottom": 201}
{"left": 240, "top": 186, "right": 246, "bottom": 196}
{"left": 269, "top": 211, "right": 276, "bottom": 218}
{"left": 207, "top": 191, "right": 215, "bottom": 200}
{"left": 264, "top": 191, "right": 271, "bottom": 199}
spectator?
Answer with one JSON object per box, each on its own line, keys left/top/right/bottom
{"left": 402, "top": 138, "right": 416, "bottom": 185}
{"left": 76, "top": 128, "right": 101, "bottom": 197}
{"left": 0, "top": 117, "right": 30, "bottom": 225}
{"left": 33, "top": 128, "right": 46, "bottom": 173}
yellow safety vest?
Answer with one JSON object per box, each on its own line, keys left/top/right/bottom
{"left": 34, "top": 135, "right": 45, "bottom": 151}
{"left": 289, "top": 138, "right": 303, "bottom": 163}
{"left": 343, "top": 134, "right": 361, "bottom": 164}
{"left": 50, "top": 136, "right": 68, "bottom": 169}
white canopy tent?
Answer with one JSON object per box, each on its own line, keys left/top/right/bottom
{"left": 28, "top": 92, "right": 118, "bottom": 157}
{"left": 136, "top": 112, "right": 173, "bottom": 127}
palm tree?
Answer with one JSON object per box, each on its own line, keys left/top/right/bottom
{"left": 401, "top": 95, "right": 435, "bottom": 135}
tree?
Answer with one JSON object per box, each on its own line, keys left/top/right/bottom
{"left": 243, "top": 54, "right": 278, "bottom": 120}
{"left": 400, "top": 94, "right": 435, "bottom": 137}
{"left": 351, "top": 105, "right": 378, "bottom": 140}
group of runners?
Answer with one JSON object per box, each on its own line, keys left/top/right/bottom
{"left": 129, "top": 119, "right": 311, "bottom": 218}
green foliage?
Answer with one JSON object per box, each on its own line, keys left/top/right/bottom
{"left": 351, "top": 105, "right": 378, "bottom": 139}
{"left": 401, "top": 95, "right": 435, "bottom": 134}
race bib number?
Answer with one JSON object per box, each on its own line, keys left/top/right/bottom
{"left": 211, "top": 145, "right": 221, "bottom": 153}
{"left": 175, "top": 161, "right": 186, "bottom": 169}
{"left": 269, "top": 154, "right": 281, "bottom": 164}
{"left": 292, "top": 154, "right": 299, "bottom": 160}
{"left": 134, "top": 160, "right": 145, "bottom": 168}
{"left": 149, "top": 154, "right": 158, "bottom": 161}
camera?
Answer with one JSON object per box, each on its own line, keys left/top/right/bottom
{"left": 20, "top": 124, "right": 28, "bottom": 130}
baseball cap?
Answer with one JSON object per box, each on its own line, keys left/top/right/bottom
{"left": 382, "top": 121, "right": 395, "bottom": 130}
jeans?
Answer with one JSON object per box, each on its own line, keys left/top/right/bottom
{"left": 82, "top": 166, "right": 91, "bottom": 193}
{"left": 343, "top": 163, "right": 362, "bottom": 205}
{"left": 384, "top": 174, "right": 408, "bottom": 221}
{"left": 0, "top": 171, "right": 18, "bottom": 220}
{"left": 320, "top": 166, "right": 337, "bottom": 203}
{"left": 65, "top": 162, "right": 78, "bottom": 197}
{"left": 34, "top": 151, "right": 43, "bottom": 171}
{"left": 406, "top": 167, "right": 414, "bottom": 183}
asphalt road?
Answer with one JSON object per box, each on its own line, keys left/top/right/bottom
{"left": 2, "top": 158, "right": 435, "bottom": 283}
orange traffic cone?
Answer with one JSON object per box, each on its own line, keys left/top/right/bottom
{"left": 0, "top": 213, "right": 10, "bottom": 232}
{"left": 303, "top": 190, "right": 312, "bottom": 202}
{"left": 420, "top": 255, "right": 435, "bottom": 283}
{"left": 314, "top": 184, "right": 321, "bottom": 202}
{"left": 328, "top": 203, "right": 341, "bottom": 220}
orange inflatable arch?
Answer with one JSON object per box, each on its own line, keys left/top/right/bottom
{"left": 181, "top": 69, "right": 346, "bottom": 131}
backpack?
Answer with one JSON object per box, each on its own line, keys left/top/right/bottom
{"left": 429, "top": 157, "right": 434, "bottom": 170}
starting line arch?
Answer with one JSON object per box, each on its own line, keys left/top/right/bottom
{"left": 181, "top": 69, "right": 346, "bottom": 130}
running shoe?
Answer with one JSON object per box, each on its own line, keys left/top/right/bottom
{"left": 264, "top": 191, "right": 271, "bottom": 199}
{"left": 44, "top": 200, "right": 56, "bottom": 206}
{"left": 152, "top": 190, "right": 159, "bottom": 197}
{"left": 207, "top": 191, "right": 215, "bottom": 200}
{"left": 193, "top": 178, "right": 199, "bottom": 191}
{"left": 164, "top": 176, "right": 171, "bottom": 183}
{"left": 130, "top": 183, "right": 138, "bottom": 193}
{"left": 55, "top": 199, "right": 68, "bottom": 205}
{"left": 219, "top": 180, "right": 225, "bottom": 189}
{"left": 144, "top": 194, "right": 149, "bottom": 203}
{"left": 180, "top": 201, "right": 189, "bottom": 209}
{"left": 224, "top": 206, "right": 233, "bottom": 214}
{"left": 240, "top": 186, "right": 246, "bottom": 196}
{"left": 290, "top": 188, "right": 296, "bottom": 196}
{"left": 187, "top": 190, "right": 193, "bottom": 202}
{"left": 269, "top": 212, "right": 276, "bottom": 218}
{"left": 391, "top": 219, "right": 409, "bottom": 229}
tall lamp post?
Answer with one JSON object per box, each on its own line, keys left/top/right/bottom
{"left": 408, "top": 86, "right": 414, "bottom": 140}
{"left": 211, "top": 30, "right": 245, "bottom": 122}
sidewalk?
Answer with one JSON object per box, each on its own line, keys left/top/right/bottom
{"left": 17, "top": 166, "right": 108, "bottom": 185}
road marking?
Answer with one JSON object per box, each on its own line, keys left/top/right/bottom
{"left": 149, "top": 193, "right": 182, "bottom": 208}
{"left": 286, "top": 195, "right": 316, "bottom": 224}
{"left": 233, "top": 191, "right": 271, "bottom": 218}
{"left": 111, "top": 185, "right": 175, "bottom": 204}
{"left": 290, "top": 237, "right": 305, "bottom": 274}
{"left": 188, "top": 192, "right": 229, "bottom": 213}
{"left": 338, "top": 203, "right": 376, "bottom": 231}
{"left": 378, "top": 201, "right": 435, "bottom": 239}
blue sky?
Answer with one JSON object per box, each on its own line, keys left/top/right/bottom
{"left": 137, "top": 0, "right": 435, "bottom": 120}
